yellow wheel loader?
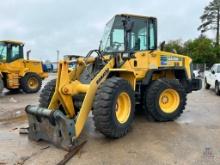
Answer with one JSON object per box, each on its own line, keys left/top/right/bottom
{"left": 0, "top": 40, "right": 48, "bottom": 93}
{"left": 25, "top": 14, "right": 202, "bottom": 150}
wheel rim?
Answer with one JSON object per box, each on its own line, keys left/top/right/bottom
{"left": 159, "top": 89, "right": 180, "bottom": 113}
{"left": 28, "top": 77, "right": 39, "bottom": 89}
{"left": 115, "top": 92, "right": 131, "bottom": 124}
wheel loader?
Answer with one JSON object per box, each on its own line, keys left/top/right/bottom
{"left": 25, "top": 14, "right": 202, "bottom": 150}
{"left": 0, "top": 40, "right": 48, "bottom": 93}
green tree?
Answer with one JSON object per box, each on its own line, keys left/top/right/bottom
{"left": 198, "top": 0, "right": 220, "bottom": 46}
{"left": 163, "top": 40, "right": 185, "bottom": 54}
{"left": 184, "top": 36, "right": 217, "bottom": 65}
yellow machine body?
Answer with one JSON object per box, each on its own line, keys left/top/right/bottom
{"left": 47, "top": 50, "right": 192, "bottom": 138}
{"left": 25, "top": 14, "right": 201, "bottom": 150}
{"left": 0, "top": 40, "right": 47, "bottom": 91}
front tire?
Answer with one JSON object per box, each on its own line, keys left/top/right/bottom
{"left": 92, "top": 77, "right": 135, "bottom": 138}
{"left": 144, "top": 79, "right": 186, "bottom": 122}
{"left": 20, "top": 73, "right": 42, "bottom": 93}
{"left": 215, "top": 81, "right": 220, "bottom": 96}
{"left": 204, "top": 78, "right": 210, "bottom": 89}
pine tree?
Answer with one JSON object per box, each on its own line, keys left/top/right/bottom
{"left": 198, "top": 0, "right": 220, "bottom": 46}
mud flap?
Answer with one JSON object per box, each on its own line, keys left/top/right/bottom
{"left": 25, "top": 105, "right": 75, "bottom": 151}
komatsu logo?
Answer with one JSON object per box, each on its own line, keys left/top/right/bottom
{"left": 161, "top": 55, "right": 182, "bottom": 65}
{"left": 96, "top": 68, "right": 109, "bottom": 85}
{"left": 167, "top": 56, "right": 182, "bottom": 62}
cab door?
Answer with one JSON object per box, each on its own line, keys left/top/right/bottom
{"left": 127, "top": 18, "right": 157, "bottom": 80}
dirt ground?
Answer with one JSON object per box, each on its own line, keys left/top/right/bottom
{"left": 0, "top": 74, "right": 220, "bottom": 165}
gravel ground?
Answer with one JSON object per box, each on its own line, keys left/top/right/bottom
{"left": 0, "top": 75, "right": 220, "bottom": 165}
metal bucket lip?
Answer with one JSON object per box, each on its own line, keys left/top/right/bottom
{"left": 25, "top": 105, "right": 76, "bottom": 150}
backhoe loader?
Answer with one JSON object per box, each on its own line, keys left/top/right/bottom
{"left": 25, "top": 14, "right": 202, "bottom": 150}
{"left": 0, "top": 40, "right": 48, "bottom": 93}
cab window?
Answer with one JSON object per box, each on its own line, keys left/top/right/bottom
{"left": 129, "top": 20, "right": 148, "bottom": 51}
{"left": 0, "top": 44, "right": 7, "bottom": 61}
{"left": 7, "top": 44, "right": 23, "bottom": 62}
{"left": 112, "top": 29, "right": 125, "bottom": 51}
{"left": 11, "top": 45, "right": 20, "bottom": 60}
{"left": 149, "top": 21, "right": 156, "bottom": 50}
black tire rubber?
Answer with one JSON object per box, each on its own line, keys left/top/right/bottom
{"left": 0, "top": 78, "right": 4, "bottom": 93}
{"left": 204, "top": 78, "right": 210, "bottom": 89}
{"left": 20, "top": 73, "right": 42, "bottom": 93}
{"left": 215, "top": 81, "right": 220, "bottom": 96}
{"left": 144, "top": 79, "right": 187, "bottom": 122}
{"left": 39, "top": 79, "right": 56, "bottom": 108}
{"left": 92, "top": 77, "right": 135, "bottom": 138}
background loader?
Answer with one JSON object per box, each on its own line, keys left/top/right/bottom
{"left": 0, "top": 40, "right": 48, "bottom": 93}
{"left": 25, "top": 14, "right": 202, "bottom": 150}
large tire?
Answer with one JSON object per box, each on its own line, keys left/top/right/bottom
{"left": 92, "top": 77, "right": 135, "bottom": 138}
{"left": 204, "top": 78, "right": 210, "bottom": 89}
{"left": 20, "top": 73, "right": 42, "bottom": 93}
{"left": 0, "top": 78, "right": 4, "bottom": 93}
{"left": 215, "top": 81, "right": 220, "bottom": 96}
{"left": 39, "top": 79, "right": 56, "bottom": 108}
{"left": 144, "top": 79, "right": 186, "bottom": 122}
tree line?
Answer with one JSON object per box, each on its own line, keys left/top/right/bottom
{"left": 163, "top": 37, "right": 220, "bottom": 66}
{"left": 164, "top": 0, "right": 220, "bottom": 66}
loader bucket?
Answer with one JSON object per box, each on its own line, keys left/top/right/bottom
{"left": 25, "top": 105, "right": 76, "bottom": 151}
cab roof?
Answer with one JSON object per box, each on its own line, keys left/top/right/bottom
{"left": 116, "top": 13, "right": 156, "bottom": 20}
{"left": 0, "top": 40, "right": 24, "bottom": 45}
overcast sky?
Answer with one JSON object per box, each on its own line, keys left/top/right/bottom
{"left": 0, "top": 0, "right": 211, "bottom": 61}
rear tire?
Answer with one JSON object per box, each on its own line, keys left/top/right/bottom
{"left": 144, "top": 79, "right": 186, "bottom": 122}
{"left": 39, "top": 79, "right": 82, "bottom": 114}
{"left": 20, "top": 73, "right": 42, "bottom": 93}
{"left": 215, "top": 81, "right": 220, "bottom": 96}
{"left": 204, "top": 78, "right": 210, "bottom": 89}
{"left": 39, "top": 79, "right": 56, "bottom": 108}
{"left": 93, "top": 77, "right": 135, "bottom": 138}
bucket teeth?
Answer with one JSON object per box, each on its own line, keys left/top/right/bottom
{"left": 25, "top": 105, "right": 75, "bottom": 151}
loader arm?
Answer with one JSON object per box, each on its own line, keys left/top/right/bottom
{"left": 50, "top": 58, "right": 115, "bottom": 137}
{"left": 25, "top": 58, "right": 115, "bottom": 150}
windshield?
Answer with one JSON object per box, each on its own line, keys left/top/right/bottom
{"left": 99, "top": 15, "right": 156, "bottom": 53}
{"left": 100, "top": 16, "right": 125, "bottom": 53}
{"left": 0, "top": 43, "right": 7, "bottom": 61}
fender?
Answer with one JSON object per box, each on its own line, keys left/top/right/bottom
{"left": 142, "top": 67, "right": 189, "bottom": 85}
{"left": 109, "top": 69, "right": 136, "bottom": 90}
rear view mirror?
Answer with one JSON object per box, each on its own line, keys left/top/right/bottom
{"left": 212, "top": 70, "right": 215, "bottom": 74}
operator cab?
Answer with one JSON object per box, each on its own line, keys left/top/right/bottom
{"left": 0, "top": 40, "right": 24, "bottom": 63}
{"left": 99, "top": 14, "right": 157, "bottom": 54}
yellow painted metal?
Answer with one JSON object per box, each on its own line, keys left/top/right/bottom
{"left": 159, "top": 89, "right": 180, "bottom": 113}
{"left": 109, "top": 69, "right": 136, "bottom": 90}
{"left": 48, "top": 61, "right": 76, "bottom": 117}
{"left": 120, "top": 50, "right": 192, "bottom": 81}
{"left": 0, "top": 40, "right": 48, "bottom": 90}
{"left": 0, "top": 59, "right": 48, "bottom": 89}
{"left": 115, "top": 92, "right": 131, "bottom": 124}
{"left": 27, "top": 76, "right": 39, "bottom": 89}
{"left": 62, "top": 80, "right": 89, "bottom": 95}
{"left": 74, "top": 59, "right": 115, "bottom": 137}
